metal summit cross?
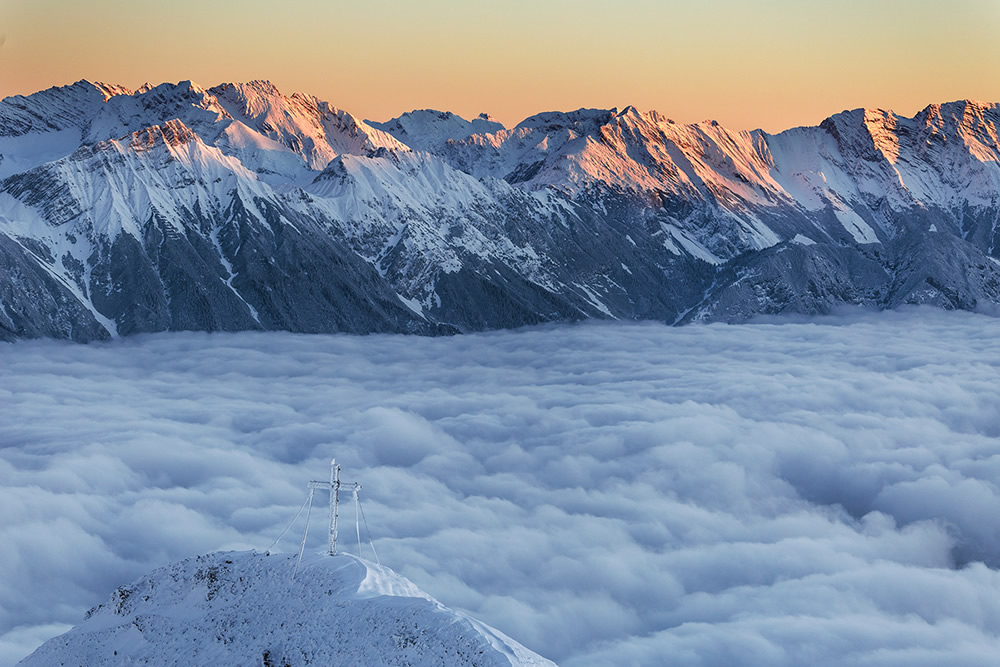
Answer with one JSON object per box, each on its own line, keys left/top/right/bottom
{"left": 307, "top": 458, "right": 361, "bottom": 556}
{"left": 286, "top": 459, "right": 378, "bottom": 579}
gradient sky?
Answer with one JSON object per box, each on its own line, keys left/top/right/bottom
{"left": 1, "top": 0, "right": 998, "bottom": 132}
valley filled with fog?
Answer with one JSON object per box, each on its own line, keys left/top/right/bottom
{"left": 2, "top": 309, "right": 999, "bottom": 666}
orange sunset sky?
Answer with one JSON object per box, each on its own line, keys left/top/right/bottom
{"left": 1, "top": 0, "right": 998, "bottom": 133}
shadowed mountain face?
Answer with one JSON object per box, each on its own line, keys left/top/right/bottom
{"left": 3, "top": 81, "right": 1000, "bottom": 341}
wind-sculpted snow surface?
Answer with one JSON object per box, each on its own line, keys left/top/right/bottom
{"left": 2, "top": 310, "right": 1000, "bottom": 665}
{"left": 19, "top": 551, "right": 553, "bottom": 666}
{"left": 3, "top": 80, "right": 1000, "bottom": 340}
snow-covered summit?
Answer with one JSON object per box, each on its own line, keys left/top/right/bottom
{"left": 0, "top": 80, "right": 112, "bottom": 138}
{"left": 514, "top": 107, "right": 618, "bottom": 132}
{"left": 84, "top": 80, "right": 234, "bottom": 146}
{"left": 18, "top": 550, "right": 554, "bottom": 666}
{"left": 90, "top": 81, "right": 134, "bottom": 102}
{"left": 210, "top": 80, "right": 409, "bottom": 170}
{"left": 369, "top": 109, "right": 505, "bottom": 152}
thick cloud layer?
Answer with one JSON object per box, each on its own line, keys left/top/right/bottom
{"left": 2, "top": 308, "right": 1000, "bottom": 665}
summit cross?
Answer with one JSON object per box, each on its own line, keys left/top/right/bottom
{"left": 308, "top": 459, "right": 361, "bottom": 556}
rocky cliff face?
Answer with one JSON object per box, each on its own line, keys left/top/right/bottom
{"left": 3, "top": 81, "right": 999, "bottom": 341}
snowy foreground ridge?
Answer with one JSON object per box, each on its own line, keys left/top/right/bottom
{"left": 18, "top": 550, "right": 554, "bottom": 666}
{"left": 4, "top": 80, "right": 1000, "bottom": 340}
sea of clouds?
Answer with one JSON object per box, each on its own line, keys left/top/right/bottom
{"left": 2, "top": 308, "right": 999, "bottom": 666}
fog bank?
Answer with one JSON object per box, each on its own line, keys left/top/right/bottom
{"left": 2, "top": 309, "right": 999, "bottom": 665}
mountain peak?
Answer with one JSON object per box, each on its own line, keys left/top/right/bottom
{"left": 210, "top": 80, "right": 285, "bottom": 113}
{"left": 817, "top": 106, "right": 904, "bottom": 163}
{"left": 128, "top": 80, "right": 223, "bottom": 110}
{"left": 81, "top": 80, "right": 232, "bottom": 145}
{"left": 367, "top": 109, "right": 504, "bottom": 152}
{"left": 140, "top": 79, "right": 211, "bottom": 99}
{"left": 20, "top": 550, "right": 554, "bottom": 666}
{"left": 514, "top": 108, "right": 617, "bottom": 132}
{"left": 925, "top": 98, "right": 997, "bottom": 112}
{"left": 0, "top": 79, "right": 103, "bottom": 105}
{"left": 0, "top": 80, "right": 119, "bottom": 138}
{"left": 207, "top": 82, "right": 408, "bottom": 168}
{"left": 919, "top": 99, "right": 1000, "bottom": 125}
{"left": 85, "top": 81, "right": 132, "bottom": 101}
{"left": 242, "top": 78, "right": 281, "bottom": 91}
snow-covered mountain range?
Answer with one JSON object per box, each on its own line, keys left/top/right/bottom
{"left": 3, "top": 79, "right": 1000, "bottom": 341}
{"left": 18, "top": 550, "right": 554, "bottom": 666}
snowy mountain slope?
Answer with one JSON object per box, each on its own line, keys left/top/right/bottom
{"left": 766, "top": 101, "right": 1000, "bottom": 243}
{"left": 384, "top": 107, "right": 817, "bottom": 265}
{"left": 306, "top": 142, "right": 718, "bottom": 325}
{"left": 0, "top": 113, "right": 436, "bottom": 337}
{"left": 0, "top": 81, "right": 119, "bottom": 180}
{"left": 405, "top": 101, "right": 1000, "bottom": 257}
{"left": 0, "top": 80, "right": 708, "bottom": 339}
{"left": 0, "top": 231, "right": 109, "bottom": 340}
{"left": 377, "top": 99, "right": 1000, "bottom": 321}
{"left": 18, "top": 550, "right": 554, "bottom": 667}
{"left": 2, "top": 79, "right": 1000, "bottom": 341}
